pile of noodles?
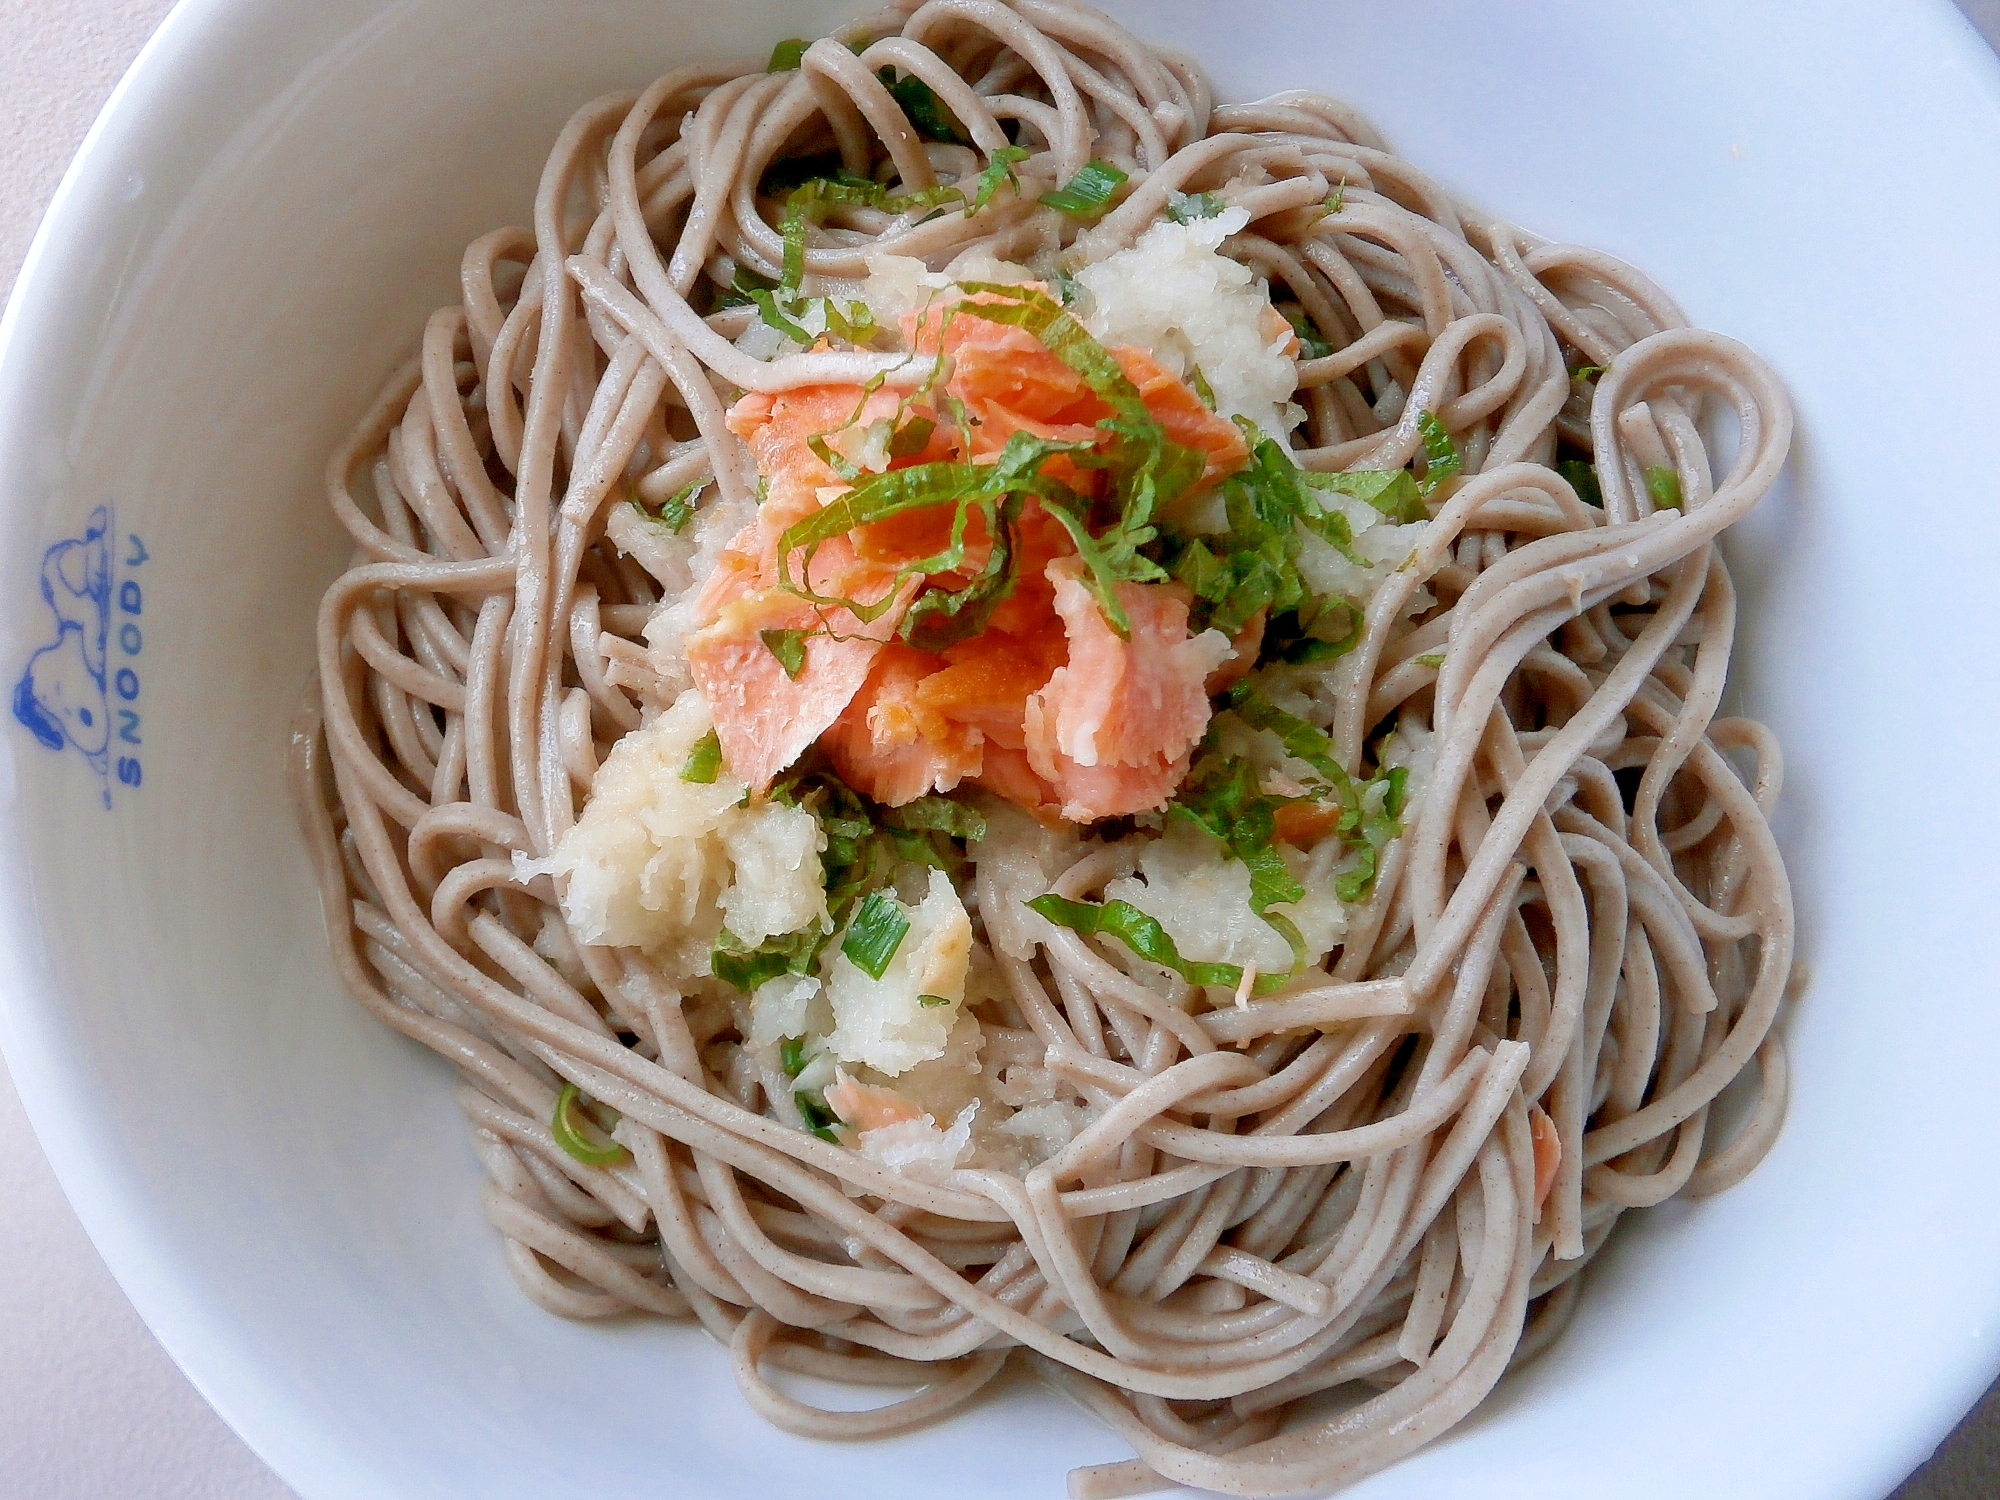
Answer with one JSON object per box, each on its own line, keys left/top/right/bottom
{"left": 291, "top": 2, "right": 1796, "bottom": 1494}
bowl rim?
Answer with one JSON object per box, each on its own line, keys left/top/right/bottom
{"left": 3, "top": 2, "right": 2000, "bottom": 1497}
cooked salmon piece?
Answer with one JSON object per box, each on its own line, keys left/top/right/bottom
{"left": 915, "top": 621, "right": 1068, "bottom": 750}
{"left": 687, "top": 587, "right": 888, "bottom": 794}
{"left": 825, "top": 1070, "right": 925, "bottom": 1130}
{"left": 1272, "top": 799, "right": 1341, "bottom": 848}
{"left": 1111, "top": 345, "right": 1248, "bottom": 484}
{"left": 1022, "top": 558, "right": 1231, "bottom": 822}
{"left": 822, "top": 643, "right": 985, "bottom": 806}
{"left": 1529, "top": 1103, "right": 1561, "bottom": 1217}
{"left": 728, "top": 382, "right": 911, "bottom": 531}
{"left": 906, "top": 291, "right": 1246, "bottom": 485}
{"left": 1031, "top": 558, "right": 1228, "bottom": 769}
{"left": 693, "top": 388, "right": 937, "bottom": 791}
{"left": 694, "top": 282, "right": 1250, "bottom": 815}
{"left": 972, "top": 743, "right": 1065, "bottom": 822}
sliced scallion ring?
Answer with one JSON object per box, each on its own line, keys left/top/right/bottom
{"left": 552, "top": 1082, "right": 627, "bottom": 1166}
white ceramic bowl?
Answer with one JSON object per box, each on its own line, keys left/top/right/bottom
{"left": 3, "top": 2, "right": 1998, "bottom": 1496}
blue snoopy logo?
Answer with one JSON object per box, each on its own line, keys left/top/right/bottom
{"left": 13, "top": 504, "right": 129, "bottom": 806}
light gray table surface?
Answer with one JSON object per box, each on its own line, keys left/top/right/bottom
{"left": 0, "top": 3, "right": 1992, "bottom": 1496}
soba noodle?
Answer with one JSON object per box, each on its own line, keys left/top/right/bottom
{"left": 291, "top": 3, "right": 1796, "bottom": 1494}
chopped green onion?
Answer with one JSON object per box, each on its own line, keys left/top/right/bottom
{"left": 1038, "top": 159, "right": 1128, "bottom": 218}
{"left": 1645, "top": 465, "right": 1684, "bottom": 511}
{"left": 1571, "top": 364, "right": 1604, "bottom": 381}
{"left": 1416, "top": 410, "right": 1462, "bottom": 494}
{"left": 765, "top": 769, "right": 887, "bottom": 944}
{"left": 917, "top": 993, "right": 950, "bottom": 1008}
{"left": 1414, "top": 651, "right": 1445, "bottom": 669}
{"left": 1323, "top": 180, "right": 1347, "bottom": 215}
{"left": 1052, "top": 267, "right": 1080, "bottom": 305}
{"left": 680, "top": 729, "right": 723, "bottom": 784}
{"left": 1166, "top": 190, "right": 1225, "bottom": 223}
{"left": 552, "top": 1083, "right": 627, "bottom": 1166}
{"left": 780, "top": 1037, "right": 808, "bottom": 1077}
{"left": 842, "top": 890, "right": 911, "bottom": 979}
{"left": 761, "top": 628, "right": 810, "bottom": 679}
{"left": 767, "top": 37, "right": 808, "bottom": 71}
{"left": 1382, "top": 765, "right": 1410, "bottom": 821}
{"left": 967, "top": 145, "right": 1030, "bottom": 216}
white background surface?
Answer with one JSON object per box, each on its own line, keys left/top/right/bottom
{"left": 0, "top": 3, "right": 1993, "bottom": 1498}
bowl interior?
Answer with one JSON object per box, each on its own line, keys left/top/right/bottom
{"left": 4, "top": 2, "right": 2000, "bottom": 1497}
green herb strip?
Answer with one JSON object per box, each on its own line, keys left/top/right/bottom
{"left": 680, "top": 729, "right": 723, "bottom": 784}
{"left": 1214, "top": 686, "right": 1410, "bottom": 904}
{"left": 968, "top": 145, "right": 1030, "bottom": 216}
{"left": 552, "top": 1083, "right": 628, "bottom": 1166}
{"left": 794, "top": 1088, "right": 842, "bottom": 1142}
{"left": 1167, "top": 421, "right": 1410, "bottom": 647}
{"left": 635, "top": 477, "right": 706, "bottom": 533}
{"left": 760, "top": 628, "right": 810, "bottom": 679}
{"left": 779, "top": 157, "right": 1021, "bottom": 291}
{"left": 878, "top": 68, "right": 968, "bottom": 145}
{"left": 770, "top": 430, "right": 1065, "bottom": 652}
{"left": 1416, "top": 411, "right": 1462, "bottom": 494}
{"left": 1189, "top": 364, "right": 1217, "bottom": 412}
{"left": 1027, "top": 894, "right": 1250, "bottom": 990}
{"left": 1166, "top": 756, "right": 1308, "bottom": 975}
{"left": 952, "top": 282, "right": 1205, "bottom": 634}
{"left": 767, "top": 37, "right": 808, "bottom": 71}
{"left": 711, "top": 925, "right": 819, "bottom": 993}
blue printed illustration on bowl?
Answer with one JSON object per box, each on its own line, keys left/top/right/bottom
{"left": 13, "top": 503, "right": 146, "bottom": 806}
